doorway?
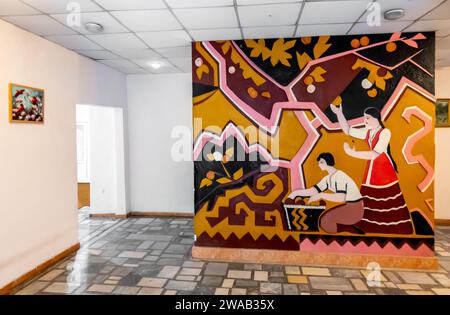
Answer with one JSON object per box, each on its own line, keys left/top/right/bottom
{"left": 76, "top": 104, "right": 127, "bottom": 217}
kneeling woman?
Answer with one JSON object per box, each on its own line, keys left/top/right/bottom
{"left": 289, "top": 153, "right": 364, "bottom": 234}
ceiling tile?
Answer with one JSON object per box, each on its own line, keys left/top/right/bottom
{"left": 99, "top": 59, "right": 137, "bottom": 68}
{"left": 166, "top": 0, "right": 233, "bottom": 8}
{"left": 51, "top": 12, "right": 128, "bottom": 34}
{"left": 111, "top": 10, "right": 181, "bottom": 32}
{"left": 348, "top": 21, "right": 412, "bottom": 35}
{"left": 3, "top": 15, "right": 76, "bottom": 35}
{"left": 21, "top": 0, "right": 102, "bottom": 14}
{"left": 137, "top": 30, "right": 191, "bottom": 48}
{"left": 112, "top": 49, "right": 160, "bottom": 59}
{"left": 168, "top": 57, "right": 191, "bottom": 72}
{"left": 404, "top": 19, "right": 450, "bottom": 38}
{"left": 358, "top": 0, "right": 443, "bottom": 23}
{"left": 299, "top": 1, "right": 369, "bottom": 24}
{"left": 173, "top": 7, "right": 238, "bottom": 29}
{"left": 155, "top": 46, "right": 191, "bottom": 58}
{"left": 423, "top": 0, "right": 450, "bottom": 20}
{"left": 76, "top": 50, "right": 121, "bottom": 60}
{"left": 0, "top": 0, "right": 39, "bottom": 16}
{"left": 99, "top": 59, "right": 148, "bottom": 74}
{"left": 86, "top": 33, "right": 148, "bottom": 50}
{"left": 189, "top": 28, "right": 242, "bottom": 41}
{"left": 239, "top": 3, "right": 302, "bottom": 27}
{"left": 243, "top": 25, "right": 295, "bottom": 39}
{"left": 237, "top": 0, "right": 303, "bottom": 4}
{"left": 296, "top": 23, "right": 352, "bottom": 37}
{"left": 94, "top": 0, "right": 166, "bottom": 10}
{"left": 45, "top": 34, "right": 102, "bottom": 49}
{"left": 122, "top": 68, "right": 150, "bottom": 74}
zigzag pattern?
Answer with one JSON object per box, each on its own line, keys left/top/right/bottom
{"left": 299, "top": 234, "right": 434, "bottom": 250}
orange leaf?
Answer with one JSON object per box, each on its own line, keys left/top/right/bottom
{"left": 390, "top": 32, "right": 401, "bottom": 41}
{"left": 403, "top": 39, "right": 418, "bottom": 48}
{"left": 216, "top": 177, "right": 232, "bottom": 184}
{"left": 199, "top": 178, "right": 212, "bottom": 188}
{"left": 233, "top": 168, "right": 244, "bottom": 180}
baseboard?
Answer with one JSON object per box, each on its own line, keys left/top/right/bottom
{"left": 0, "top": 242, "right": 80, "bottom": 295}
{"left": 192, "top": 245, "right": 439, "bottom": 270}
{"left": 435, "top": 219, "right": 450, "bottom": 226}
{"left": 129, "top": 211, "right": 194, "bottom": 218}
{"left": 89, "top": 213, "right": 129, "bottom": 219}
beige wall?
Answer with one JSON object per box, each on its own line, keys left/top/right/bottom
{"left": 0, "top": 20, "right": 127, "bottom": 288}
{"left": 436, "top": 67, "right": 450, "bottom": 220}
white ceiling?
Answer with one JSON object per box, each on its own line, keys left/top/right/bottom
{"left": 0, "top": 0, "right": 449, "bottom": 74}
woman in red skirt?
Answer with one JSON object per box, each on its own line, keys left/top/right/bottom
{"left": 330, "top": 105, "right": 413, "bottom": 235}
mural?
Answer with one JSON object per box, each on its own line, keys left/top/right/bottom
{"left": 192, "top": 32, "right": 435, "bottom": 257}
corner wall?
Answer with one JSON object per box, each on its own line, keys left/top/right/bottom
{"left": 126, "top": 74, "right": 194, "bottom": 213}
{"left": 0, "top": 19, "right": 127, "bottom": 288}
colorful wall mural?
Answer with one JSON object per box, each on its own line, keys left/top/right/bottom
{"left": 192, "top": 32, "right": 435, "bottom": 257}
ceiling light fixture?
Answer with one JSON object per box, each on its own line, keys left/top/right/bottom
{"left": 148, "top": 62, "right": 162, "bottom": 69}
{"left": 384, "top": 8, "right": 405, "bottom": 20}
{"left": 84, "top": 22, "right": 103, "bottom": 33}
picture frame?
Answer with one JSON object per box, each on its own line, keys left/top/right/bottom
{"left": 436, "top": 98, "right": 450, "bottom": 127}
{"left": 9, "top": 83, "right": 44, "bottom": 124}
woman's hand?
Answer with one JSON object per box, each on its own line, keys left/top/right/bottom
{"left": 308, "top": 193, "right": 322, "bottom": 204}
{"left": 343, "top": 142, "right": 355, "bottom": 156}
{"left": 330, "top": 104, "right": 343, "bottom": 115}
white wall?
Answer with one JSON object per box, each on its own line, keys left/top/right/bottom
{"left": 127, "top": 74, "right": 194, "bottom": 213}
{"left": 88, "top": 105, "right": 127, "bottom": 215}
{"left": 0, "top": 19, "right": 127, "bottom": 288}
{"left": 435, "top": 67, "right": 450, "bottom": 220}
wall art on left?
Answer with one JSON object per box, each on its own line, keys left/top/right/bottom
{"left": 9, "top": 83, "right": 44, "bottom": 123}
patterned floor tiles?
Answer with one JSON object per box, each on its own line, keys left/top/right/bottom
{"left": 11, "top": 209, "right": 450, "bottom": 295}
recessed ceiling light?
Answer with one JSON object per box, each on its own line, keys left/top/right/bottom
{"left": 84, "top": 22, "right": 103, "bottom": 33}
{"left": 148, "top": 62, "right": 162, "bottom": 69}
{"left": 384, "top": 8, "right": 405, "bottom": 20}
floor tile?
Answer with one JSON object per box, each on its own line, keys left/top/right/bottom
{"left": 39, "top": 269, "right": 65, "bottom": 281}
{"left": 165, "top": 280, "right": 197, "bottom": 291}
{"left": 260, "top": 282, "right": 282, "bottom": 294}
{"left": 222, "top": 279, "right": 234, "bottom": 288}
{"left": 43, "top": 282, "right": 79, "bottom": 294}
{"left": 204, "top": 262, "right": 228, "bottom": 276}
{"left": 157, "top": 266, "right": 180, "bottom": 278}
{"left": 137, "top": 277, "right": 167, "bottom": 288}
{"left": 138, "top": 287, "right": 163, "bottom": 295}
{"left": 215, "top": 288, "right": 229, "bottom": 295}
{"left": 87, "top": 284, "right": 116, "bottom": 293}
{"left": 397, "top": 272, "right": 437, "bottom": 285}
{"left": 228, "top": 270, "right": 252, "bottom": 279}
{"left": 254, "top": 271, "right": 268, "bottom": 281}
{"left": 309, "top": 277, "right": 353, "bottom": 291}
{"left": 118, "top": 251, "right": 147, "bottom": 259}
{"left": 302, "top": 267, "right": 331, "bottom": 276}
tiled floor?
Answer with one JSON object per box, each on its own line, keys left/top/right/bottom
{"left": 12, "top": 209, "right": 450, "bottom": 295}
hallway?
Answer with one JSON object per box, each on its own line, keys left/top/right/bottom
{"left": 10, "top": 212, "right": 450, "bottom": 295}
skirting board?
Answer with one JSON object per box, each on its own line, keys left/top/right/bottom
{"left": 0, "top": 243, "right": 80, "bottom": 295}
{"left": 435, "top": 219, "right": 450, "bottom": 226}
{"left": 89, "top": 212, "right": 193, "bottom": 219}
{"left": 130, "top": 211, "right": 193, "bottom": 218}
{"left": 90, "top": 213, "right": 129, "bottom": 219}
{"left": 192, "top": 245, "right": 439, "bottom": 270}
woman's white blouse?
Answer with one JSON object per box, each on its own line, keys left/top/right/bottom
{"left": 348, "top": 127, "right": 391, "bottom": 154}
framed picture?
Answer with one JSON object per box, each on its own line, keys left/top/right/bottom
{"left": 9, "top": 83, "right": 44, "bottom": 123}
{"left": 436, "top": 98, "right": 450, "bottom": 127}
